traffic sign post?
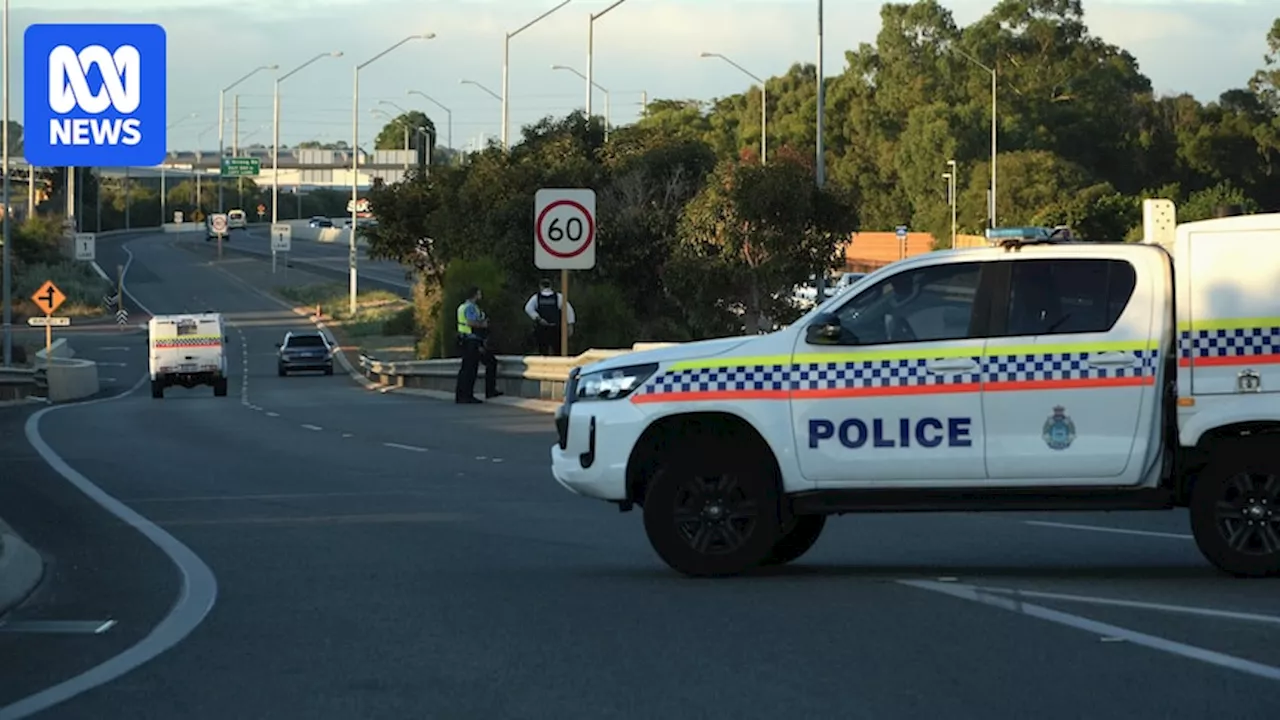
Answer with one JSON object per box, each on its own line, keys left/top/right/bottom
{"left": 534, "top": 188, "right": 597, "bottom": 357}
{"left": 270, "top": 223, "right": 292, "bottom": 275}
{"left": 896, "top": 225, "right": 909, "bottom": 259}
{"left": 210, "top": 213, "right": 229, "bottom": 260}
{"left": 30, "top": 280, "right": 67, "bottom": 358}
{"left": 116, "top": 265, "right": 129, "bottom": 329}
{"left": 74, "top": 233, "right": 96, "bottom": 261}
{"left": 27, "top": 316, "right": 70, "bottom": 327}
{"left": 257, "top": 204, "right": 266, "bottom": 221}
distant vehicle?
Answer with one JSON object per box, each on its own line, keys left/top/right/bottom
{"left": 227, "top": 209, "right": 247, "bottom": 229}
{"left": 833, "top": 272, "right": 867, "bottom": 294}
{"left": 277, "top": 331, "right": 335, "bottom": 376}
{"left": 148, "top": 313, "right": 229, "bottom": 398}
{"left": 309, "top": 216, "right": 333, "bottom": 228}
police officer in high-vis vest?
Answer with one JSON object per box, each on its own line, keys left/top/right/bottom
{"left": 455, "top": 286, "right": 502, "bottom": 404}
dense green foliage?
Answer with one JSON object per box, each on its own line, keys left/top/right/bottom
{"left": 364, "top": 2, "right": 1280, "bottom": 355}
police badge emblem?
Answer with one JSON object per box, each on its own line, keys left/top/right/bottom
{"left": 1042, "top": 406, "right": 1076, "bottom": 450}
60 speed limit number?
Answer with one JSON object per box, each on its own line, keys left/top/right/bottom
{"left": 534, "top": 188, "right": 597, "bottom": 270}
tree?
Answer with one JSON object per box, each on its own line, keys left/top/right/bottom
{"left": 4, "top": 121, "right": 21, "bottom": 154}
{"left": 374, "top": 112, "right": 436, "bottom": 152}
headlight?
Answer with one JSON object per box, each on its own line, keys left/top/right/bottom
{"left": 575, "top": 363, "right": 658, "bottom": 401}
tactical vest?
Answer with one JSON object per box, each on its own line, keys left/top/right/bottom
{"left": 535, "top": 292, "right": 560, "bottom": 324}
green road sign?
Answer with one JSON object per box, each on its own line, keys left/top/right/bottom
{"left": 221, "top": 157, "right": 261, "bottom": 177}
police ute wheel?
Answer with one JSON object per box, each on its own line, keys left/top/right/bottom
{"left": 1190, "top": 443, "right": 1280, "bottom": 578}
{"left": 150, "top": 381, "right": 164, "bottom": 399}
{"left": 762, "top": 514, "right": 827, "bottom": 566}
{"left": 642, "top": 444, "right": 781, "bottom": 578}
{"left": 213, "top": 378, "right": 228, "bottom": 397}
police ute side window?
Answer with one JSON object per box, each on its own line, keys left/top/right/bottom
{"left": 1003, "top": 259, "right": 1137, "bottom": 337}
{"left": 831, "top": 262, "right": 983, "bottom": 345}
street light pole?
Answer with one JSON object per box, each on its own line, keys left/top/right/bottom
{"left": 352, "top": 34, "right": 433, "bottom": 315}
{"left": 274, "top": 52, "right": 342, "bottom": 225}
{"left": 954, "top": 47, "right": 997, "bottom": 227}
{"left": 700, "top": 52, "right": 768, "bottom": 164}
{"left": 218, "top": 65, "right": 277, "bottom": 214}
{"left": 503, "top": 0, "right": 573, "bottom": 150}
{"left": 2, "top": 0, "right": 11, "bottom": 366}
{"left": 162, "top": 113, "right": 198, "bottom": 224}
{"left": 408, "top": 91, "right": 452, "bottom": 158}
{"left": 586, "top": 0, "right": 630, "bottom": 126}
{"left": 551, "top": 65, "right": 610, "bottom": 138}
{"left": 946, "top": 159, "right": 957, "bottom": 247}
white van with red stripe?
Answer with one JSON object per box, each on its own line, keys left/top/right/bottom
{"left": 551, "top": 199, "right": 1280, "bottom": 579}
{"left": 148, "top": 313, "right": 229, "bottom": 399}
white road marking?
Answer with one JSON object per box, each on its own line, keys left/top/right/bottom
{"left": 95, "top": 362, "right": 128, "bottom": 367}
{"left": 4, "top": 373, "right": 217, "bottom": 720}
{"left": 383, "top": 442, "right": 427, "bottom": 453}
{"left": 98, "top": 346, "right": 130, "bottom": 351}
{"left": 899, "top": 580, "right": 1280, "bottom": 682}
{"left": 99, "top": 377, "right": 117, "bottom": 382}
{"left": 0, "top": 620, "right": 116, "bottom": 635}
{"left": 491, "top": 458, "right": 504, "bottom": 463}
{"left": 1023, "top": 520, "right": 1193, "bottom": 540}
{"left": 341, "top": 433, "right": 354, "bottom": 438}
{"left": 301, "top": 424, "right": 323, "bottom": 431}
{"left": 974, "top": 586, "right": 1280, "bottom": 627}
{"left": 126, "top": 490, "right": 438, "bottom": 503}
{"left": 266, "top": 412, "right": 279, "bottom": 417}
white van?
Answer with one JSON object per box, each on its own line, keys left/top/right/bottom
{"left": 227, "top": 209, "right": 247, "bottom": 230}
{"left": 148, "top": 313, "right": 229, "bottom": 398}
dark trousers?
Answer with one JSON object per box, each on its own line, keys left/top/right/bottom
{"left": 455, "top": 336, "right": 497, "bottom": 400}
{"left": 534, "top": 324, "right": 560, "bottom": 356}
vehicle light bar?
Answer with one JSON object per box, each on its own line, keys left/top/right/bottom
{"left": 984, "top": 226, "right": 1074, "bottom": 244}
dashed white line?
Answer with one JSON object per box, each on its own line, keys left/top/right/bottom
{"left": 266, "top": 412, "right": 279, "bottom": 417}
{"left": 95, "top": 362, "right": 128, "bottom": 367}
{"left": 974, "top": 586, "right": 1280, "bottom": 627}
{"left": 383, "top": 442, "right": 427, "bottom": 453}
{"left": 98, "top": 346, "right": 130, "bottom": 351}
{"left": 1022, "top": 520, "right": 1193, "bottom": 540}
{"left": 301, "top": 424, "right": 323, "bottom": 431}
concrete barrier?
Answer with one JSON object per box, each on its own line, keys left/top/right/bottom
{"left": 33, "top": 339, "right": 98, "bottom": 402}
{"left": 358, "top": 346, "right": 657, "bottom": 402}
{"left": 35, "top": 337, "right": 74, "bottom": 361}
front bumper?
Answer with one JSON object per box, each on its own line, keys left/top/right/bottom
{"left": 280, "top": 354, "right": 332, "bottom": 370}
{"left": 549, "top": 398, "right": 647, "bottom": 502}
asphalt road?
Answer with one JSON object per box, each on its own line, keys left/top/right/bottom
{"left": 1, "top": 231, "right": 1278, "bottom": 719}
{"left": 227, "top": 225, "right": 413, "bottom": 293}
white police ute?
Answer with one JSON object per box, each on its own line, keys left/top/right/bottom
{"left": 551, "top": 199, "right": 1280, "bottom": 578}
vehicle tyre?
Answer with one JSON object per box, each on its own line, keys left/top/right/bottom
{"left": 1190, "top": 441, "right": 1280, "bottom": 578}
{"left": 150, "top": 380, "right": 164, "bottom": 399}
{"left": 324, "top": 364, "right": 334, "bottom": 376}
{"left": 762, "top": 514, "right": 827, "bottom": 566}
{"left": 642, "top": 441, "right": 781, "bottom": 578}
{"left": 213, "top": 378, "right": 228, "bottom": 397}
{"left": 277, "top": 364, "right": 286, "bottom": 377}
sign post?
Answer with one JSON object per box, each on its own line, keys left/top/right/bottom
{"left": 896, "top": 224, "right": 908, "bottom": 260}
{"left": 73, "top": 233, "right": 96, "bottom": 261}
{"left": 271, "top": 223, "right": 292, "bottom": 275}
{"left": 534, "top": 188, "right": 597, "bottom": 357}
{"left": 210, "top": 213, "right": 229, "bottom": 260}
{"left": 116, "top": 265, "right": 129, "bottom": 328}
{"left": 30, "top": 280, "right": 67, "bottom": 359}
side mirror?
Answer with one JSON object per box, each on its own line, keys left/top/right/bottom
{"left": 805, "top": 312, "right": 846, "bottom": 345}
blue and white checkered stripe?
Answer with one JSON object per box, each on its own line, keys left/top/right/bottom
{"left": 1178, "top": 327, "right": 1280, "bottom": 360}
{"left": 638, "top": 349, "right": 1158, "bottom": 398}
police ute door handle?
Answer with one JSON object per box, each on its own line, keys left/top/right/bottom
{"left": 1086, "top": 352, "right": 1137, "bottom": 367}
{"left": 925, "top": 358, "right": 978, "bottom": 373}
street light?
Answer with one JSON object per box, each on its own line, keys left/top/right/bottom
{"left": 953, "top": 46, "right": 997, "bottom": 228}
{"left": 378, "top": 100, "right": 413, "bottom": 169}
{"left": 352, "top": 34, "right": 434, "bottom": 315}
{"left": 814, "top": 0, "right": 828, "bottom": 302}
{"left": 2, "top": 0, "right": 11, "bottom": 365}
{"left": 460, "top": 79, "right": 501, "bottom": 100}
{"left": 218, "top": 64, "right": 278, "bottom": 213}
{"left": 502, "top": 0, "right": 574, "bottom": 150}
{"left": 946, "top": 159, "right": 957, "bottom": 247}
{"left": 551, "top": 64, "right": 609, "bottom": 136}
{"left": 409, "top": 90, "right": 453, "bottom": 156}
{"left": 700, "top": 52, "right": 768, "bottom": 164}
{"left": 161, "top": 112, "right": 199, "bottom": 223}
{"left": 586, "top": 0, "right": 631, "bottom": 127}
{"left": 274, "top": 51, "right": 342, "bottom": 225}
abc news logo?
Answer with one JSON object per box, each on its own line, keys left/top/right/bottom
{"left": 48, "top": 44, "right": 144, "bottom": 147}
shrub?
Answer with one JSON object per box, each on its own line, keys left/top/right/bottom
{"left": 382, "top": 306, "right": 415, "bottom": 335}
{"left": 13, "top": 261, "right": 111, "bottom": 316}
{"left": 564, "top": 281, "right": 641, "bottom": 353}
{"left": 431, "top": 256, "right": 526, "bottom": 357}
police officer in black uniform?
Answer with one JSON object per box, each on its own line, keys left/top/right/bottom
{"left": 524, "top": 278, "right": 574, "bottom": 356}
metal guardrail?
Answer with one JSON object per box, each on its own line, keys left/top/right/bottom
{"left": 0, "top": 367, "right": 45, "bottom": 400}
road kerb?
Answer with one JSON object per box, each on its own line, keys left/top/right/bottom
{"left": 0, "top": 519, "right": 45, "bottom": 618}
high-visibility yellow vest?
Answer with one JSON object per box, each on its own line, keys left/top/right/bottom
{"left": 456, "top": 302, "right": 470, "bottom": 335}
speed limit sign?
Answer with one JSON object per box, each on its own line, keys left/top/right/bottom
{"left": 534, "top": 188, "right": 596, "bottom": 270}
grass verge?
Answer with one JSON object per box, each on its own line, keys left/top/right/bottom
{"left": 12, "top": 261, "right": 112, "bottom": 319}
{"left": 275, "top": 283, "right": 418, "bottom": 361}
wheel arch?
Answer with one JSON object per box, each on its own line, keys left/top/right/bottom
{"left": 625, "top": 411, "right": 782, "bottom": 507}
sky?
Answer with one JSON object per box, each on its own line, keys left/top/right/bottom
{"left": 5, "top": 0, "right": 1276, "bottom": 152}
